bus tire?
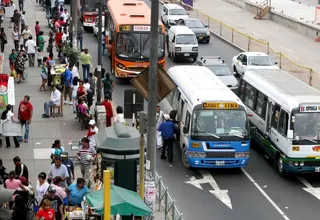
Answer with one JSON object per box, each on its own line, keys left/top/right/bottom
{"left": 275, "top": 153, "right": 287, "bottom": 177}
{"left": 182, "top": 147, "right": 191, "bottom": 169}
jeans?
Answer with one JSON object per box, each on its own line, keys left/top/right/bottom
{"left": 78, "top": 36, "right": 83, "bottom": 50}
{"left": 82, "top": 64, "right": 90, "bottom": 79}
{"left": 17, "top": 120, "right": 30, "bottom": 141}
{"left": 46, "top": 6, "right": 51, "bottom": 17}
{"left": 44, "top": 101, "right": 56, "bottom": 116}
{"left": 14, "top": 40, "right": 19, "bottom": 51}
{"left": 0, "top": 43, "right": 4, "bottom": 53}
{"left": 104, "top": 91, "right": 112, "bottom": 100}
{"left": 27, "top": 53, "right": 35, "bottom": 67}
{"left": 162, "top": 138, "right": 174, "bottom": 162}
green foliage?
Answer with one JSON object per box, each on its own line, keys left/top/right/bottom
{"left": 63, "top": 44, "right": 80, "bottom": 65}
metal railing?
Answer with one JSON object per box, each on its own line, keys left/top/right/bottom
{"left": 178, "top": 1, "right": 320, "bottom": 90}
{"left": 155, "top": 172, "right": 184, "bottom": 220}
{"left": 255, "top": 0, "right": 270, "bottom": 19}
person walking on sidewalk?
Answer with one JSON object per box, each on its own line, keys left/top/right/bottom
{"left": 21, "top": 25, "right": 31, "bottom": 48}
{"left": 80, "top": 49, "right": 92, "bottom": 79}
{"left": 156, "top": 105, "right": 164, "bottom": 149}
{"left": 63, "top": 64, "right": 73, "bottom": 105}
{"left": 101, "top": 72, "right": 114, "bottom": 100}
{"left": 0, "top": 28, "right": 7, "bottom": 53}
{"left": 17, "top": 95, "right": 33, "bottom": 143}
{"left": 1, "top": 105, "right": 20, "bottom": 148}
{"left": 12, "top": 10, "right": 21, "bottom": 32}
{"left": 87, "top": 120, "right": 99, "bottom": 149}
{"left": 61, "top": 152, "right": 75, "bottom": 186}
{"left": 77, "top": 137, "right": 97, "bottom": 187}
{"left": 25, "top": 36, "right": 36, "bottom": 67}
{"left": 18, "top": 0, "right": 24, "bottom": 11}
{"left": 12, "top": 27, "right": 21, "bottom": 51}
{"left": 13, "top": 156, "right": 29, "bottom": 181}
{"left": 101, "top": 94, "right": 113, "bottom": 127}
{"left": 158, "top": 114, "right": 179, "bottom": 163}
{"left": 9, "top": 49, "right": 17, "bottom": 71}
{"left": 35, "top": 21, "right": 41, "bottom": 47}
{"left": 38, "top": 31, "right": 45, "bottom": 52}
{"left": 20, "top": 11, "right": 26, "bottom": 33}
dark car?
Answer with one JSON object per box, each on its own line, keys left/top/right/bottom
{"left": 176, "top": 18, "right": 210, "bottom": 43}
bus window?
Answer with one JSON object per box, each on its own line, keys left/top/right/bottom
{"left": 278, "top": 109, "right": 288, "bottom": 136}
{"left": 271, "top": 104, "right": 281, "bottom": 129}
{"left": 255, "top": 92, "right": 267, "bottom": 119}
{"left": 244, "top": 83, "right": 256, "bottom": 109}
{"left": 185, "top": 111, "right": 191, "bottom": 131}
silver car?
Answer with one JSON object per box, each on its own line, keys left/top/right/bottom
{"left": 194, "top": 56, "right": 238, "bottom": 91}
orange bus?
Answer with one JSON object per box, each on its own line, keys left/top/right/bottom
{"left": 106, "top": 0, "right": 166, "bottom": 78}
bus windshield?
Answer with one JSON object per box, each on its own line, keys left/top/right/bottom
{"left": 116, "top": 33, "right": 165, "bottom": 60}
{"left": 191, "top": 109, "right": 248, "bottom": 140}
{"left": 292, "top": 112, "right": 320, "bottom": 141}
{"left": 82, "top": 0, "right": 99, "bottom": 12}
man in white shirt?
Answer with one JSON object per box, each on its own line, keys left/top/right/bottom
{"left": 25, "top": 35, "right": 36, "bottom": 67}
{"left": 71, "top": 65, "right": 80, "bottom": 80}
{"left": 156, "top": 105, "right": 165, "bottom": 148}
{"left": 87, "top": 120, "right": 99, "bottom": 148}
{"left": 61, "top": 9, "right": 69, "bottom": 23}
{"left": 43, "top": 86, "right": 61, "bottom": 118}
{"left": 21, "top": 25, "right": 31, "bottom": 47}
{"left": 61, "top": 29, "right": 68, "bottom": 43}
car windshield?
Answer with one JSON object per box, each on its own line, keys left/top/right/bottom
{"left": 185, "top": 20, "right": 204, "bottom": 28}
{"left": 176, "top": 34, "right": 197, "bottom": 44}
{"left": 116, "top": 33, "right": 165, "bottom": 60}
{"left": 206, "top": 64, "right": 232, "bottom": 76}
{"left": 169, "top": 8, "right": 187, "bottom": 15}
{"left": 248, "top": 55, "right": 275, "bottom": 66}
{"left": 191, "top": 109, "right": 248, "bottom": 140}
{"left": 292, "top": 112, "right": 320, "bottom": 141}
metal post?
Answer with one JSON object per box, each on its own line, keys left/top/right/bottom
{"left": 146, "top": 0, "right": 159, "bottom": 181}
{"left": 97, "top": 0, "right": 103, "bottom": 103}
{"left": 103, "top": 170, "right": 111, "bottom": 220}
{"left": 71, "top": 0, "right": 78, "bottom": 49}
{"left": 139, "top": 134, "right": 145, "bottom": 199}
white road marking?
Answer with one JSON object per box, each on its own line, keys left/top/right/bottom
{"left": 241, "top": 168, "right": 290, "bottom": 220}
{"left": 184, "top": 171, "right": 232, "bottom": 209}
{"left": 297, "top": 176, "right": 320, "bottom": 200}
{"left": 279, "top": 46, "right": 294, "bottom": 54}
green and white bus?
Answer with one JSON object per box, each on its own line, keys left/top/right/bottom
{"left": 239, "top": 69, "right": 320, "bottom": 176}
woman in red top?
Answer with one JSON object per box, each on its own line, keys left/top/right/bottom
{"left": 55, "top": 27, "right": 63, "bottom": 45}
{"left": 77, "top": 80, "right": 87, "bottom": 100}
{"left": 101, "top": 94, "right": 113, "bottom": 127}
{"left": 36, "top": 199, "right": 55, "bottom": 220}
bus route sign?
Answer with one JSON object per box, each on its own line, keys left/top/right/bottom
{"left": 202, "top": 102, "right": 239, "bottom": 109}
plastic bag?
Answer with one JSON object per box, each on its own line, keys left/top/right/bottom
{"left": 10, "top": 69, "right": 16, "bottom": 78}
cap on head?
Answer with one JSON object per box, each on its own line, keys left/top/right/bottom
{"left": 88, "top": 119, "right": 96, "bottom": 125}
{"left": 164, "top": 114, "right": 170, "bottom": 120}
{"left": 48, "top": 186, "right": 56, "bottom": 193}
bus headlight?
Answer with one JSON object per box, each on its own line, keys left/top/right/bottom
{"left": 294, "top": 162, "right": 299, "bottom": 166}
{"left": 300, "top": 162, "right": 304, "bottom": 166}
{"left": 235, "top": 152, "right": 250, "bottom": 158}
{"left": 188, "top": 151, "right": 206, "bottom": 158}
{"left": 116, "top": 63, "right": 127, "bottom": 70}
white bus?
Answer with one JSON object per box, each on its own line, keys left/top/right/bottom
{"left": 238, "top": 69, "right": 320, "bottom": 176}
{"left": 166, "top": 66, "right": 251, "bottom": 169}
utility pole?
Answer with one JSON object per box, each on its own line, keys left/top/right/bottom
{"left": 96, "top": 0, "right": 103, "bottom": 103}
{"left": 71, "top": 0, "right": 78, "bottom": 49}
{"left": 146, "top": 0, "right": 159, "bottom": 180}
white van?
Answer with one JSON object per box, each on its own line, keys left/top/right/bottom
{"left": 93, "top": 16, "right": 105, "bottom": 37}
{"left": 167, "top": 26, "right": 198, "bottom": 62}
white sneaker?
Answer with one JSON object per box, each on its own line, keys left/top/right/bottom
{"left": 64, "top": 101, "right": 68, "bottom": 105}
{"left": 157, "top": 145, "right": 163, "bottom": 149}
{"left": 69, "top": 102, "right": 73, "bottom": 105}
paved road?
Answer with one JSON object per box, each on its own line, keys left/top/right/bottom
{"left": 80, "top": 1, "right": 320, "bottom": 219}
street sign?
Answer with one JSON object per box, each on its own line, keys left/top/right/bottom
{"left": 130, "top": 64, "right": 177, "bottom": 103}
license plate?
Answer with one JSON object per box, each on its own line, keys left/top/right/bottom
{"left": 199, "top": 36, "right": 203, "bottom": 39}
{"left": 315, "top": 167, "right": 320, "bottom": 172}
{"left": 216, "top": 161, "right": 225, "bottom": 166}
{"left": 184, "top": 53, "right": 190, "bottom": 56}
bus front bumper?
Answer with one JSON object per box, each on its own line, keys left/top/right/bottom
{"left": 188, "top": 157, "right": 249, "bottom": 168}
{"left": 83, "top": 22, "right": 95, "bottom": 27}
{"left": 115, "top": 67, "right": 141, "bottom": 78}
{"left": 283, "top": 160, "right": 320, "bottom": 174}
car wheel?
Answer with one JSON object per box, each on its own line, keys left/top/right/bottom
{"left": 182, "top": 147, "right": 191, "bottom": 169}
{"left": 233, "top": 65, "right": 240, "bottom": 76}
{"left": 206, "top": 39, "right": 210, "bottom": 43}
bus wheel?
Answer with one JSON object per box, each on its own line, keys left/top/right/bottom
{"left": 275, "top": 153, "right": 287, "bottom": 177}
{"left": 182, "top": 147, "right": 191, "bottom": 169}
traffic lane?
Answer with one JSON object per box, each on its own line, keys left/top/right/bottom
{"left": 156, "top": 144, "right": 286, "bottom": 220}
{"left": 244, "top": 147, "right": 320, "bottom": 220}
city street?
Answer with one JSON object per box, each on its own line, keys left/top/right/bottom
{"left": 81, "top": 1, "right": 320, "bottom": 220}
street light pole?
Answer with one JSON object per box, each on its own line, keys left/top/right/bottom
{"left": 96, "top": 0, "right": 103, "bottom": 103}
{"left": 146, "top": 0, "right": 159, "bottom": 180}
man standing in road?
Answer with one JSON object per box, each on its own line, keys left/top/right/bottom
{"left": 156, "top": 105, "right": 164, "bottom": 149}
{"left": 17, "top": 95, "right": 33, "bottom": 143}
{"left": 77, "top": 137, "right": 97, "bottom": 187}
{"left": 158, "top": 114, "right": 178, "bottom": 163}
{"left": 25, "top": 36, "right": 36, "bottom": 67}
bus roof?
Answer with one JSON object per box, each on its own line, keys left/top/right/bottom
{"left": 243, "top": 69, "right": 320, "bottom": 110}
{"left": 167, "top": 66, "right": 244, "bottom": 108}
{"left": 107, "top": 0, "right": 162, "bottom": 26}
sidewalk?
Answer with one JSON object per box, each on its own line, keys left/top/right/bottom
{"left": 183, "top": 0, "right": 320, "bottom": 86}
{"left": 0, "top": 0, "right": 164, "bottom": 219}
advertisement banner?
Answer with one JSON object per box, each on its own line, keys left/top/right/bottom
{"left": 0, "top": 74, "right": 9, "bottom": 112}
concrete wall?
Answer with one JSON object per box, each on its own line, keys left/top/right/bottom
{"left": 223, "top": 0, "right": 320, "bottom": 39}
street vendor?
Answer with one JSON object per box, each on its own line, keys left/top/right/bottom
{"left": 66, "top": 177, "right": 90, "bottom": 206}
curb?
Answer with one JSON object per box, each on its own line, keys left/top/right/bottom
{"left": 208, "top": 30, "right": 245, "bottom": 52}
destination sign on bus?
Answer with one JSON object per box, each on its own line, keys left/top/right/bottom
{"left": 120, "top": 25, "right": 162, "bottom": 32}
{"left": 202, "top": 102, "right": 239, "bottom": 109}
{"left": 300, "top": 104, "right": 320, "bottom": 112}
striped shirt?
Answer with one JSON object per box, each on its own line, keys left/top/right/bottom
{"left": 77, "top": 145, "right": 97, "bottom": 165}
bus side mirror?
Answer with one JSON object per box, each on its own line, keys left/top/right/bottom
{"left": 287, "top": 130, "right": 293, "bottom": 139}
{"left": 183, "top": 126, "right": 189, "bottom": 134}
